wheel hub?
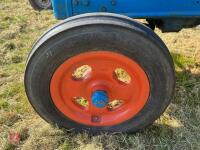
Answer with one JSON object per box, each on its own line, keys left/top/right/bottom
{"left": 91, "top": 90, "right": 109, "bottom": 108}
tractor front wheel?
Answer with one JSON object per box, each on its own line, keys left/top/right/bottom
{"left": 25, "top": 13, "right": 175, "bottom": 133}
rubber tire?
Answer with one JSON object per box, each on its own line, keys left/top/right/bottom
{"left": 29, "top": 0, "right": 52, "bottom": 11}
{"left": 25, "top": 13, "right": 175, "bottom": 133}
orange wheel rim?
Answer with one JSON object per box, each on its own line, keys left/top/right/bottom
{"left": 50, "top": 51, "right": 150, "bottom": 126}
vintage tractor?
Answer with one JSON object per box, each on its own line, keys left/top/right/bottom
{"left": 25, "top": 0, "right": 200, "bottom": 133}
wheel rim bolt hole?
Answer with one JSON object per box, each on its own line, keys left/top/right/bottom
{"left": 73, "top": 97, "right": 88, "bottom": 108}
{"left": 114, "top": 68, "right": 131, "bottom": 84}
{"left": 72, "top": 65, "right": 92, "bottom": 80}
{"left": 107, "top": 100, "right": 124, "bottom": 111}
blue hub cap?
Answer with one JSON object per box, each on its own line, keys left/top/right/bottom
{"left": 91, "top": 90, "right": 109, "bottom": 108}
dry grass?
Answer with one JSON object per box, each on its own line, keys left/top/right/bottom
{"left": 0, "top": 0, "right": 200, "bottom": 149}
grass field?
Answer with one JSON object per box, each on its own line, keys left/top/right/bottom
{"left": 0, "top": 0, "right": 200, "bottom": 150}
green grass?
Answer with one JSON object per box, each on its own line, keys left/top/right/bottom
{"left": 0, "top": 0, "right": 200, "bottom": 149}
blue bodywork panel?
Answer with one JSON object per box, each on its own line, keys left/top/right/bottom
{"left": 52, "top": 0, "right": 200, "bottom": 20}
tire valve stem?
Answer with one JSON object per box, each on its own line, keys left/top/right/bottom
{"left": 91, "top": 115, "right": 101, "bottom": 123}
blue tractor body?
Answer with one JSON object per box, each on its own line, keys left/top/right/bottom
{"left": 51, "top": 0, "right": 200, "bottom": 32}
{"left": 52, "top": 0, "right": 200, "bottom": 19}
